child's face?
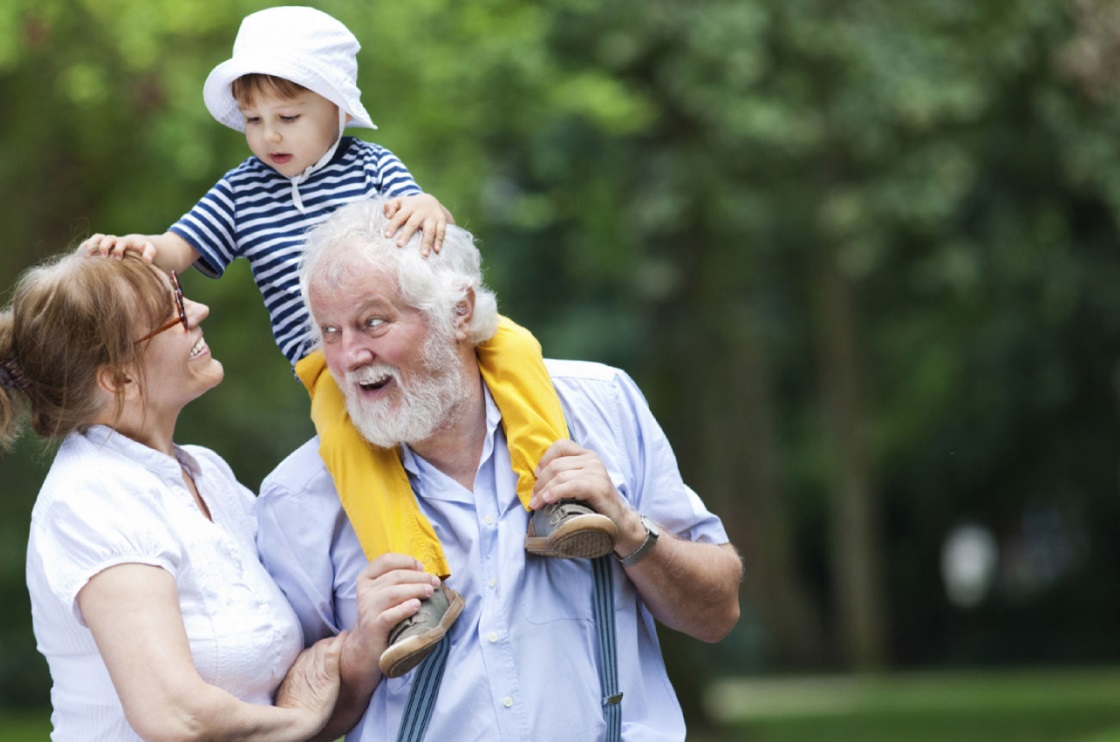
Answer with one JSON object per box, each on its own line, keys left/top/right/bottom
{"left": 238, "top": 88, "right": 341, "bottom": 179}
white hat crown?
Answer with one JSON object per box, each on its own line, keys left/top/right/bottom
{"left": 204, "top": 6, "right": 376, "bottom": 132}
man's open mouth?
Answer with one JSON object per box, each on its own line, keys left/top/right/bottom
{"left": 358, "top": 373, "right": 392, "bottom": 392}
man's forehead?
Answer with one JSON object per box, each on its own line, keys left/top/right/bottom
{"left": 312, "top": 257, "right": 393, "bottom": 291}
{"left": 309, "top": 263, "right": 406, "bottom": 312}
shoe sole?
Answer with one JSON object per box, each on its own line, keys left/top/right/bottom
{"left": 525, "top": 513, "right": 619, "bottom": 559}
{"left": 379, "top": 589, "right": 465, "bottom": 679}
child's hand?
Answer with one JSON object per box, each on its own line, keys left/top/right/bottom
{"left": 383, "top": 194, "right": 455, "bottom": 256}
{"left": 80, "top": 233, "right": 158, "bottom": 263}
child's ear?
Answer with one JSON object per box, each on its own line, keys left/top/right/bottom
{"left": 453, "top": 288, "right": 475, "bottom": 339}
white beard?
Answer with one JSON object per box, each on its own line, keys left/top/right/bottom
{"left": 343, "top": 330, "right": 468, "bottom": 449}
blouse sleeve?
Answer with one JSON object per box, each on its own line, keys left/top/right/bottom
{"left": 30, "top": 471, "right": 184, "bottom": 628}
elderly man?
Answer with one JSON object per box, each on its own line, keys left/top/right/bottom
{"left": 256, "top": 198, "right": 742, "bottom": 741}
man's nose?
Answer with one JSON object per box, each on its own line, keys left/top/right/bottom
{"left": 337, "top": 331, "right": 375, "bottom": 371}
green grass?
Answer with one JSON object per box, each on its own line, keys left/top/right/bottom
{"left": 702, "top": 667, "right": 1120, "bottom": 742}
{"left": 8, "top": 668, "right": 1120, "bottom": 741}
{"left": 0, "top": 710, "right": 50, "bottom": 741}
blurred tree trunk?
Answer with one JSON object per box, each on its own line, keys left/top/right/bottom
{"left": 814, "top": 236, "right": 890, "bottom": 669}
{"left": 658, "top": 206, "right": 826, "bottom": 668}
{"left": 695, "top": 311, "right": 827, "bottom": 667}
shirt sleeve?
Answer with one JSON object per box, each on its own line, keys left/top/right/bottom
{"left": 255, "top": 447, "right": 346, "bottom": 645}
{"left": 363, "top": 142, "right": 423, "bottom": 199}
{"left": 31, "top": 479, "right": 184, "bottom": 628}
{"left": 554, "top": 361, "right": 730, "bottom": 546}
{"left": 169, "top": 171, "right": 241, "bottom": 279}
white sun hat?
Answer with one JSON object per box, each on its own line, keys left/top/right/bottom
{"left": 203, "top": 6, "right": 376, "bottom": 132}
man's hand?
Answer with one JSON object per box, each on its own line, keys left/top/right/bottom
{"left": 341, "top": 554, "right": 441, "bottom": 683}
{"left": 383, "top": 194, "right": 455, "bottom": 256}
{"left": 315, "top": 556, "right": 440, "bottom": 742}
{"left": 529, "top": 440, "right": 645, "bottom": 547}
{"left": 531, "top": 440, "right": 742, "bottom": 642}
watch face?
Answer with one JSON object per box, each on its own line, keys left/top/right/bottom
{"left": 643, "top": 516, "right": 659, "bottom": 538}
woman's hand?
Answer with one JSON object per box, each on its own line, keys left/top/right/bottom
{"left": 274, "top": 633, "right": 344, "bottom": 735}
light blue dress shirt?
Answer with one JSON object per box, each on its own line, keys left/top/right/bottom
{"left": 256, "top": 360, "right": 730, "bottom": 741}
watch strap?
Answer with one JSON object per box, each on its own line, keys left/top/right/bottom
{"left": 616, "top": 515, "right": 658, "bottom": 568}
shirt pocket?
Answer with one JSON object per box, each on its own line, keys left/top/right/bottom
{"left": 518, "top": 558, "right": 596, "bottom": 624}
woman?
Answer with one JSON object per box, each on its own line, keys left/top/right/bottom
{"left": 0, "top": 252, "right": 342, "bottom": 741}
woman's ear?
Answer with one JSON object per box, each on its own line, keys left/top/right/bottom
{"left": 453, "top": 288, "right": 476, "bottom": 340}
{"left": 89, "top": 365, "right": 138, "bottom": 428}
{"left": 96, "top": 365, "right": 136, "bottom": 399}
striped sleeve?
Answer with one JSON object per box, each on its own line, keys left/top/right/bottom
{"left": 365, "top": 143, "right": 423, "bottom": 198}
{"left": 169, "top": 170, "right": 243, "bottom": 279}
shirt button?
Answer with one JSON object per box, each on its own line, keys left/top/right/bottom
{"left": 503, "top": 696, "right": 514, "bottom": 708}
{"left": 484, "top": 515, "right": 495, "bottom": 525}
{"left": 488, "top": 631, "right": 499, "bottom": 643}
{"left": 488, "top": 577, "right": 497, "bottom": 588}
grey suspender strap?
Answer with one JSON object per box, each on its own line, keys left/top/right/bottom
{"left": 593, "top": 555, "right": 623, "bottom": 741}
{"left": 395, "top": 634, "right": 451, "bottom": 742}
{"left": 394, "top": 559, "right": 621, "bottom": 742}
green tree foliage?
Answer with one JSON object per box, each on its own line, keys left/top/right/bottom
{"left": 4, "top": 0, "right": 1120, "bottom": 725}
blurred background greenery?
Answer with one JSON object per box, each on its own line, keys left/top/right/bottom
{"left": 4, "top": 0, "right": 1120, "bottom": 738}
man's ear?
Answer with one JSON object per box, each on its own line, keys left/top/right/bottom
{"left": 453, "top": 288, "right": 476, "bottom": 339}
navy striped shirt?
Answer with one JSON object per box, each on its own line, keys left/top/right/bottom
{"left": 170, "top": 137, "right": 422, "bottom": 366}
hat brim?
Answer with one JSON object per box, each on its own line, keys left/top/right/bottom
{"left": 203, "top": 55, "right": 376, "bottom": 132}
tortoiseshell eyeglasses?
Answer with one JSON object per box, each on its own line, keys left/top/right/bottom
{"left": 135, "top": 271, "right": 188, "bottom": 344}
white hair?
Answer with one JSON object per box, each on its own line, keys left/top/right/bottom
{"left": 299, "top": 197, "right": 499, "bottom": 347}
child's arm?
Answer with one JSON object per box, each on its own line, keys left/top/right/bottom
{"left": 383, "top": 194, "right": 455, "bottom": 256}
{"left": 80, "top": 231, "right": 201, "bottom": 274}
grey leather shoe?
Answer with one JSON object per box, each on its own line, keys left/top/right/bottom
{"left": 379, "top": 583, "right": 464, "bottom": 679}
{"left": 525, "top": 500, "right": 618, "bottom": 559}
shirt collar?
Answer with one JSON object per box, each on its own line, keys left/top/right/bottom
{"left": 287, "top": 112, "right": 349, "bottom": 214}
{"left": 81, "top": 424, "right": 200, "bottom": 480}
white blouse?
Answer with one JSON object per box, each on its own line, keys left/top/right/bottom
{"left": 26, "top": 425, "right": 303, "bottom": 741}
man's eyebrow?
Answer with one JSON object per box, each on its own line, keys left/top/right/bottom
{"left": 354, "top": 297, "right": 397, "bottom": 314}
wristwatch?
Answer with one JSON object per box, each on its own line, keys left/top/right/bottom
{"left": 616, "top": 515, "right": 660, "bottom": 568}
